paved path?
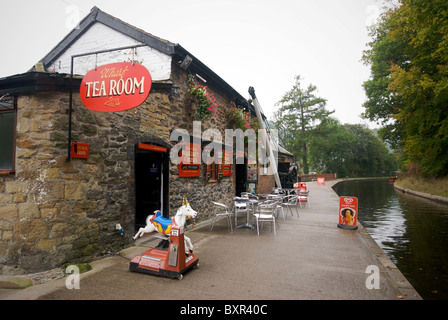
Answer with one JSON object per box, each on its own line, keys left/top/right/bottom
{"left": 1, "top": 181, "right": 421, "bottom": 301}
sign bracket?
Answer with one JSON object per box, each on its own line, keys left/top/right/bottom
{"left": 66, "top": 44, "right": 147, "bottom": 162}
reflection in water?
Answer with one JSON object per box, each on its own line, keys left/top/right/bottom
{"left": 367, "top": 198, "right": 407, "bottom": 253}
{"left": 333, "top": 180, "right": 448, "bottom": 300}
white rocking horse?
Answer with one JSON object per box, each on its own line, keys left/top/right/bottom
{"left": 133, "top": 198, "right": 197, "bottom": 253}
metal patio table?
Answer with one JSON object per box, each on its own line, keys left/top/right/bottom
{"left": 235, "top": 197, "right": 259, "bottom": 230}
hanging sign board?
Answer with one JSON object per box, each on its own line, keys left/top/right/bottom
{"left": 71, "top": 142, "right": 89, "bottom": 159}
{"left": 80, "top": 62, "right": 151, "bottom": 112}
{"left": 337, "top": 196, "right": 358, "bottom": 230}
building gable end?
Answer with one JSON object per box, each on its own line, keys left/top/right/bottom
{"left": 37, "top": 7, "right": 175, "bottom": 74}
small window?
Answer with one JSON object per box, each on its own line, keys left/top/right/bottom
{"left": 206, "top": 149, "right": 219, "bottom": 183}
{"left": 0, "top": 96, "right": 17, "bottom": 174}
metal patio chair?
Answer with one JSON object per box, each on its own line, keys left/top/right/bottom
{"left": 253, "top": 199, "right": 278, "bottom": 236}
{"left": 233, "top": 197, "right": 249, "bottom": 227}
{"left": 283, "top": 195, "right": 299, "bottom": 217}
{"left": 269, "top": 194, "right": 286, "bottom": 221}
{"left": 210, "top": 201, "right": 233, "bottom": 231}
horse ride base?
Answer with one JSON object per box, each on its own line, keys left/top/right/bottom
{"left": 129, "top": 225, "right": 199, "bottom": 280}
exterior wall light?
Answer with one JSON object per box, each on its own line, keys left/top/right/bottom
{"left": 170, "top": 84, "right": 180, "bottom": 100}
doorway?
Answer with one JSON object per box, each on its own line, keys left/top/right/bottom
{"left": 135, "top": 145, "right": 169, "bottom": 230}
{"left": 235, "top": 157, "right": 247, "bottom": 196}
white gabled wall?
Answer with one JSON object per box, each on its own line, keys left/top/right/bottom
{"left": 47, "top": 22, "right": 172, "bottom": 80}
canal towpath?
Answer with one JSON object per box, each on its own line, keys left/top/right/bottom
{"left": 0, "top": 180, "right": 421, "bottom": 300}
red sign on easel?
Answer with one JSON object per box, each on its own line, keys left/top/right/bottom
{"left": 337, "top": 196, "right": 358, "bottom": 230}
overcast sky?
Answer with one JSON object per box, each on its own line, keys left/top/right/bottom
{"left": 0, "top": 0, "right": 385, "bottom": 127}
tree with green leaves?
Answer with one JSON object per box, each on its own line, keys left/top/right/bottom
{"left": 309, "top": 119, "right": 397, "bottom": 177}
{"left": 344, "top": 124, "right": 396, "bottom": 177}
{"left": 308, "top": 117, "right": 355, "bottom": 177}
{"left": 362, "top": 0, "right": 448, "bottom": 177}
{"left": 274, "top": 75, "right": 334, "bottom": 174}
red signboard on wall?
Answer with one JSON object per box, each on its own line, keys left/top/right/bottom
{"left": 80, "top": 62, "right": 151, "bottom": 112}
{"left": 138, "top": 143, "right": 167, "bottom": 153}
{"left": 222, "top": 150, "right": 231, "bottom": 177}
{"left": 179, "top": 143, "right": 201, "bottom": 177}
{"left": 337, "top": 196, "right": 358, "bottom": 230}
{"left": 71, "top": 142, "right": 89, "bottom": 159}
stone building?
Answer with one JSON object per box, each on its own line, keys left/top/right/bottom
{"left": 0, "top": 7, "right": 290, "bottom": 274}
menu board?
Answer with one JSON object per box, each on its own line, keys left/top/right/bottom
{"left": 179, "top": 143, "right": 201, "bottom": 177}
{"left": 222, "top": 149, "right": 231, "bottom": 177}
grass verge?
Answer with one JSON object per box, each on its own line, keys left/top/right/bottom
{"left": 395, "top": 175, "right": 448, "bottom": 198}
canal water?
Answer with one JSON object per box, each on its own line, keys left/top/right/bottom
{"left": 333, "top": 179, "right": 448, "bottom": 300}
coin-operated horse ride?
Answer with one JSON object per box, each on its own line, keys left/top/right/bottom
{"left": 130, "top": 198, "right": 199, "bottom": 280}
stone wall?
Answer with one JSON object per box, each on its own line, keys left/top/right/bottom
{"left": 0, "top": 64, "right": 239, "bottom": 274}
{"left": 0, "top": 89, "right": 172, "bottom": 273}
{"left": 1, "top": 92, "right": 101, "bottom": 273}
{"left": 167, "top": 67, "right": 236, "bottom": 216}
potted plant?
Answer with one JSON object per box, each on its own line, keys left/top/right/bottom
{"left": 185, "top": 75, "right": 218, "bottom": 120}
